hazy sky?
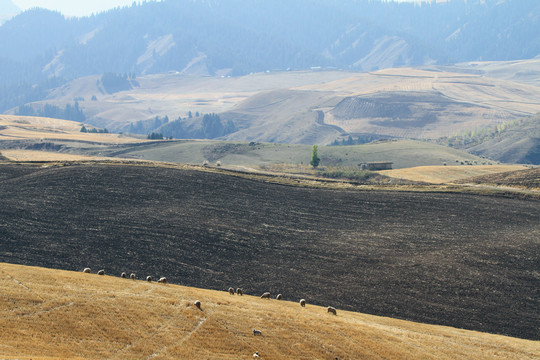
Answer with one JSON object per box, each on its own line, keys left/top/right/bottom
{"left": 12, "top": 0, "right": 149, "bottom": 16}
{"left": 12, "top": 0, "right": 417, "bottom": 17}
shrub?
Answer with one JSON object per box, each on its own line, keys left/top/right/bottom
{"left": 319, "top": 167, "right": 376, "bottom": 181}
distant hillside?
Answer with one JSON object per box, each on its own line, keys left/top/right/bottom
{"left": 439, "top": 115, "right": 540, "bottom": 165}
{"left": 1, "top": 0, "right": 540, "bottom": 112}
{"left": 15, "top": 66, "right": 540, "bottom": 147}
{"left": 2, "top": 262, "right": 538, "bottom": 359}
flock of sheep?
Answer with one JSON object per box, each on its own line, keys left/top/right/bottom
{"left": 82, "top": 267, "right": 337, "bottom": 343}
{"left": 84, "top": 267, "right": 338, "bottom": 316}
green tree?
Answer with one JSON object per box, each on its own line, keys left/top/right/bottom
{"left": 310, "top": 145, "right": 320, "bottom": 168}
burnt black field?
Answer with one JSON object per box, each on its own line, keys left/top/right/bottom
{"left": 0, "top": 163, "right": 539, "bottom": 340}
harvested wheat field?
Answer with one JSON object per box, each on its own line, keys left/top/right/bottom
{"left": 379, "top": 165, "right": 528, "bottom": 184}
{"left": 0, "top": 115, "right": 142, "bottom": 144}
{"left": 0, "top": 262, "right": 538, "bottom": 360}
{"left": 0, "top": 150, "right": 115, "bottom": 162}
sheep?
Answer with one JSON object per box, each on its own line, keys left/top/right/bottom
{"left": 194, "top": 300, "right": 201, "bottom": 309}
{"left": 158, "top": 277, "right": 167, "bottom": 284}
{"left": 236, "top": 288, "right": 243, "bottom": 296}
{"left": 253, "top": 329, "right": 263, "bottom": 336}
{"left": 83, "top": 268, "right": 91, "bottom": 273}
{"left": 327, "top": 306, "right": 337, "bottom": 315}
{"left": 121, "top": 272, "right": 127, "bottom": 278}
{"left": 260, "top": 292, "right": 271, "bottom": 299}
{"left": 300, "top": 299, "right": 306, "bottom": 307}
{"left": 97, "top": 269, "right": 105, "bottom": 275}
{"left": 146, "top": 276, "right": 152, "bottom": 282}
{"left": 276, "top": 294, "right": 283, "bottom": 300}
{"left": 228, "top": 287, "right": 235, "bottom": 295}
{"left": 253, "top": 351, "right": 260, "bottom": 358}
{"left": 130, "top": 273, "right": 136, "bottom": 280}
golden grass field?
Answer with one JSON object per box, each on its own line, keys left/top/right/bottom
{"left": 0, "top": 262, "right": 538, "bottom": 359}
{"left": 379, "top": 165, "right": 528, "bottom": 184}
{"left": 0, "top": 115, "right": 143, "bottom": 144}
{"left": 0, "top": 150, "right": 116, "bottom": 162}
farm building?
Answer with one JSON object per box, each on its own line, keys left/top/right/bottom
{"left": 359, "top": 162, "right": 393, "bottom": 171}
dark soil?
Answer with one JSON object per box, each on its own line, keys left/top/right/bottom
{"left": 0, "top": 163, "right": 538, "bottom": 340}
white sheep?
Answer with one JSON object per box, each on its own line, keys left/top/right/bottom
{"left": 327, "top": 306, "right": 337, "bottom": 315}
{"left": 253, "top": 351, "right": 260, "bottom": 358}
{"left": 130, "top": 273, "right": 136, "bottom": 280}
{"left": 97, "top": 269, "right": 105, "bottom": 275}
{"left": 121, "top": 272, "right": 127, "bottom": 278}
{"left": 83, "top": 268, "right": 91, "bottom": 273}
{"left": 260, "top": 292, "right": 270, "bottom": 299}
{"left": 300, "top": 299, "right": 306, "bottom": 307}
{"left": 194, "top": 300, "right": 201, "bottom": 309}
{"left": 253, "top": 329, "right": 263, "bottom": 336}
{"left": 276, "top": 294, "right": 283, "bottom": 300}
{"left": 158, "top": 277, "right": 167, "bottom": 283}
{"left": 146, "top": 276, "right": 152, "bottom": 282}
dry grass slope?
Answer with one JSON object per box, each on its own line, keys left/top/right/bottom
{"left": 0, "top": 262, "right": 538, "bottom": 360}
{"left": 380, "top": 165, "right": 528, "bottom": 184}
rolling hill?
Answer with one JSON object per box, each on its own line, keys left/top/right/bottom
{"left": 12, "top": 65, "right": 540, "bottom": 148}
{"left": 0, "top": 162, "right": 538, "bottom": 340}
{"left": 1, "top": 262, "right": 538, "bottom": 359}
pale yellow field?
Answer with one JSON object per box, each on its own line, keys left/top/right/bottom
{"left": 0, "top": 262, "right": 538, "bottom": 359}
{"left": 0, "top": 115, "right": 143, "bottom": 144}
{"left": 380, "top": 165, "right": 528, "bottom": 184}
{"left": 0, "top": 150, "right": 116, "bottom": 162}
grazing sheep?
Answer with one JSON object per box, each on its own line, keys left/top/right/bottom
{"left": 194, "top": 300, "right": 201, "bottom": 309}
{"left": 158, "top": 277, "right": 167, "bottom": 284}
{"left": 97, "top": 269, "right": 105, "bottom": 275}
{"left": 300, "top": 299, "right": 306, "bottom": 307}
{"left": 146, "top": 276, "right": 152, "bottom": 282}
{"left": 253, "top": 351, "right": 260, "bottom": 358}
{"left": 276, "top": 294, "right": 283, "bottom": 300}
{"left": 260, "top": 292, "right": 271, "bottom": 299}
{"left": 130, "top": 273, "right": 136, "bottom": 280}
{"left": 228, "top": 287, "right": 235, "bottom": 295}
{"left": 83, "top": 268, "right": 91, "bottom": 273}
{"left": 236, "top": 288, "right": 243, "bottom": 296}
{"left": 121, "top": 272, "right": 127, "bottom": 278}
{"left": 253, "top": 329, "right": 263, "bottom": 336}
{"left": 327, "top": 306, "right": 337, "bottom": 315}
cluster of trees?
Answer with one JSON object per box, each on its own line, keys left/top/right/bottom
{"left": 0, "top": 76, "right": 64, "bottom": 112}
{"left": 330, "top": 135, "right": 394, "bottom": 146}
{"left": 438, "top": 119, "right": 526, "bottom": 148}
{"left": 128, "top": 115, "right": 169, "bottom": 135}
{"left": 15, "top": 101, "right": 86, "bottom": 122}
{"left": 100, "top": 72, "right": 136, "bottom": 94}
{"left": 80, "top": 126, "right": 108, "bottom": 133}
{"left": 143, "top": 112, "right": 238, "bottom": 140}
{"left": 147, "top": 132, "right": 164, "bottom": 140}
{"left": 201, "top": 113, "right": 237, "bottom": 139}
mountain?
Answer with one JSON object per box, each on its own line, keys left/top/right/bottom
{"left": 0, "top": 0, "right": 539, "bottom": 85}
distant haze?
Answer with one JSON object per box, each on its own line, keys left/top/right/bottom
{"left": 12, "top": 0, "right": 149, "bottom": 16}
{"left": 11, "top": 0, "right": 418, "bottom": 17}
